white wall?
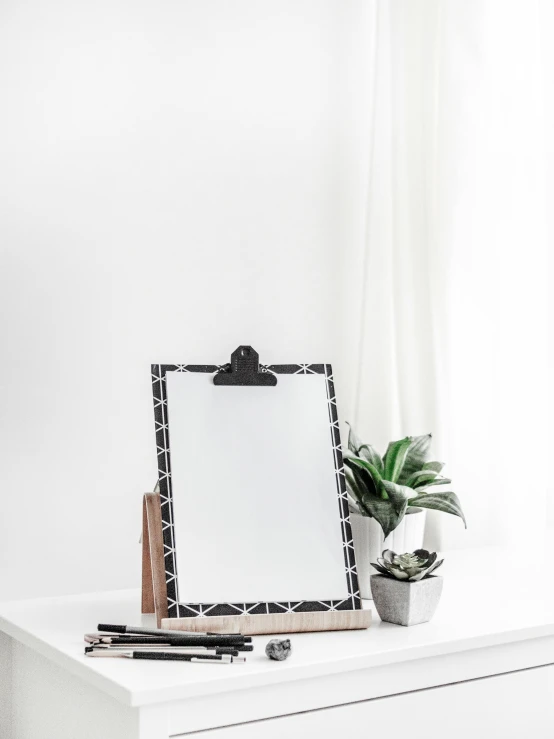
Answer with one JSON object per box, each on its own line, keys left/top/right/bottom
{"left": 540, "top": 0, "right": 554, "bottom": 529}
{"left": 0, "top": 0, "right": 372, "bottom": 599}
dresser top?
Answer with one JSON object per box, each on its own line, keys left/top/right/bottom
{"left": 1, "top": 546, "right": 553, "bottom": 707}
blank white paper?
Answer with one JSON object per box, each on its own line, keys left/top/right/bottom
{"left": 165, "top": 371, "right": 349, "bottom": 605}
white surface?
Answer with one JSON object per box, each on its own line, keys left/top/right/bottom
{"left": 195, "top": 665, "right": 554, "bottom": 739}
{"left": 3, "top": 547, "right": 554, "bottom": 737}
{"left": 0, "top": 0, "right": 373, "bottom": 601}
{"left": 7, "top": 625, "right": 554, "bottom": 739}
{"left": 0, "top": 632, "right": 12, "bottom": 738}
{"left": 11, "top": 642, "right": 143, "bottom": 739}
{"left": 166, "top": 371, "right": 347, "bottom": 604}
{"left": 1, "top": 547, "right": 554, "bottom": 712}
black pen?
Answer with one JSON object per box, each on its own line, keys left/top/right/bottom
{"left": 97, "top": 623, "right": 252, "bottom": 641}
{"left": 97, "top": 624, "right": 251, "bottom": 646}
{"left": 86, "top": 635, "right": 253, "bottom": 652}
{"left": 86, "top": 650, "right": 245, "bottom": 663}
{"left": 86, "top": 635, "right": 174, "bottom": 645}
{"left": 85, "top": 634, "right": 252, "bottom": 651}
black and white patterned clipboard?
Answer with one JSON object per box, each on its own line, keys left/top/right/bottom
{"left": 151, "top": 348, "right": 361, "bottom": 620}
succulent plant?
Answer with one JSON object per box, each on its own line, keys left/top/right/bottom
{"left": 371, "top": 549, "right": 444, "bottom": 582}
{"left": 344, "top": 425, "right": 466, "bottom": 538}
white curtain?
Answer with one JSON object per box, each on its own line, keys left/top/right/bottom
{"left": 350, "top": 0, "right": 550, "bottom": 551}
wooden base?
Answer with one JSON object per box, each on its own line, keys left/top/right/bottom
{"left": 142, "top": 493, "right": 371, "bottom": 634}
{"left": 161, "top": 609, "right": 371, "bottom": 635}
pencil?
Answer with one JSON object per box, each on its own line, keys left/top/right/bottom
{"left": 86, "top": 650, "right": 245, "bottom": 663}
{"left": 97, "top": 624, "right": 249, "bottom": 646}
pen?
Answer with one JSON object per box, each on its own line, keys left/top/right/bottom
{"left": 85, "top": 645, "right": 240, "bottom": 656}
{"left": 86, "top": 650, "right": 246, "bottom": 663}
{"left": 85, "top": 634, "right": 175, "bottom": 644}
{"left": 85, "top": 640, "right": 252, "bottom": 654}
{"left": 85, "top": 635, "right": 252, "bottom": 651}
{"left": 97, "top": 624, "right": 250, "bottom": 646}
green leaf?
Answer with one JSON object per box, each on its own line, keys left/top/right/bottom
{"left": 383, "top": 437, "right": 413, "bottom": 482}
{"left": 397, "top": 434, "right": 432, "bottom": 484}
{"left": 348, "top": 456, "right": 383, "bottom": 488}
{"left": 381, "top": 480, "right": 414, "bottom": 514}
{"left": 415, "top": 477, "right": 452, "bottom": 491}
{"left": 344, "top": 466, "right": 362, "bottom": 500}
{"left": 413, "top": 549, "right": 433, "bottom": 563}
{"left": 352, "top": 481, "right": 407, "bottom": 538}
{"left": 405, "top": 470, "right": 439, "bottom": 489}
{"left": 345, "top": 458, "right": 379, "bottom": 502}
{"left": 370, "top": 562, "right": 390, "bottom": 576}
{"left": 408, "top": 491, "right": 467, "bottom": 527}
{"left": 361, "top": 494, "right": 406, "bottom": 538}
{"left": 352, "top": 464, "right": 381, "bottom": 508}
{"left": 411, "top": 559, "right": 444, "bottom": 580}
{"left": 425, "top": 559, "right": 444, "bottom": 576}
{"left": 344, "top": 468, "right": 362, "bottom": 501}
{"left": 388, "top": 567, "right": 410, "bottom": 579}
{"left": 407, "top": 470, "right": 452, "bottom": 490}
{"left": 346, "top": 463, "right": 416, "bottom": 538}
{"left": 423, "top": 461, "right": 444, "bottom": 474}
{"left": 358, "top": 444, "right": 384, "bottom": 475}
{"left": 344, "top": 467, "right": 370, "bottom": 516}
{"left": 346, "top": 422, "right": 362, "bottom": 454}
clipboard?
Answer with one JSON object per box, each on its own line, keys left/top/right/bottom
{"left": 142, "top": 346, "right": 371, "bottom": 634}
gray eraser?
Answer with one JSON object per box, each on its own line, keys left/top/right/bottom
{"left": 265, "top": 638, "right": 292, "bottom": 661}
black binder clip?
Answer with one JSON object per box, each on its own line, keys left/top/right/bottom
{"left": 213, "top": 346, "right": 277, "bottom": 386}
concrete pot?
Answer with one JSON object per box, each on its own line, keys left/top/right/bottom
{"left": 370, "top": 574, "right": 443, "bottom": 626}
{"left": 350, "top": 509, "right": 426, "bottom": 599}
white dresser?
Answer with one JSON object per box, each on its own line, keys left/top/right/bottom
{"left": 1, "top": 548, "right": 554, "bottom": 739}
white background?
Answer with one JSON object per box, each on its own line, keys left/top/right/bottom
{"left": 347, "top": 0, "right": 553, "bottom": 556}
{"left": 0, "top": 0, "right": 372, "bottom": 600}
{"left": 541, "top": 0, "right": 554, "bottom": 528}
{"left": 2, "top": 0, "right": 554, "bottom": 603}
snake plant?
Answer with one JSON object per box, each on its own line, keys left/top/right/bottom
{"left": 344, "top": 425, "right": 466, "bottom": 538}
{"left": 371, "top": 549, "right": 443, "bottom": 581}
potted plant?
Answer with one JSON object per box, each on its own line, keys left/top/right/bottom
{"left": 370, "top": 549, "right": 444, "bottom": 626}
{"left": 344, "top": 426, "right": 465, "bottom": 598}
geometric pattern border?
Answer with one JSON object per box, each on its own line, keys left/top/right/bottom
{"left": 151, "top": 362, "right": 361, "bottom": 619}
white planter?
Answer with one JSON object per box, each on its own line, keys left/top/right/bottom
{"left": 350, "top": 509, "right": 426, "bottom": 600}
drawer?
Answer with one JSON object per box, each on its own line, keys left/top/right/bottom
{"left": 185, "top": 663, "right": 554, "bottom": 739}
